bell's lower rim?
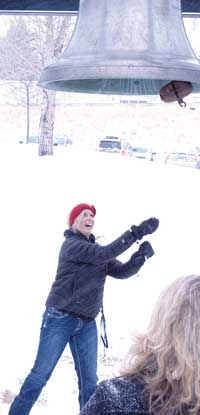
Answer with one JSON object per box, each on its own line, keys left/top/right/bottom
{"left": 39, "top": 63, "right": 200, "bottom": 86}
{"left": 38, "top": 78, "right": 200, "bottom": 96}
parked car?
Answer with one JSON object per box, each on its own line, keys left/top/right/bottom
{"left": 131, "top": 146, "right": 154, "bottom": 161}
{"left": 53, "top": 136, "right": 66, "bottom": 146}
{"left": 19, "top": 136, "right": 39, "bottom": 144}
{"left": 98, "top": 136, "right": 122, "bottom": 153}
{"left": 19, "top": 136, "right": 69, "bottom": 146}
{"left": 28, "top": 136, "right": 39, "bottom": 144}
{"left": 165, "top": 150, "right": 200, "bottom": 169}
{"left": 98, "top": 136, "right": 135, "bottom": 156}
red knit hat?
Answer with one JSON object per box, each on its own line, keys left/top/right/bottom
{"left": 68, "top": 203, "right": 96, "bottom": 226}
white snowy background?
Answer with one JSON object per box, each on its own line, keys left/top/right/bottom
{"left": 0, "top": 143, "right": 199, "bottom": 415}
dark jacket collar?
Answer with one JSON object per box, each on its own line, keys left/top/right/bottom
{"left": 64, "top": 228, "right": 95, "bottom": 243}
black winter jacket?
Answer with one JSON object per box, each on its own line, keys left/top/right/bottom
{"left": 46, "top": 228, "right": 145, "bottom": 319}
{"left": 79, "top": 377, "right": 149, "bottom": 415}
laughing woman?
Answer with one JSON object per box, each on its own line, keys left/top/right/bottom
{"left": 9, "top": 203, "right": 159, "bottom": 415}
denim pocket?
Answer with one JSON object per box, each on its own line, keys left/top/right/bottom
{"left": 41, "top": 307, "right": 69, "bottom": 328}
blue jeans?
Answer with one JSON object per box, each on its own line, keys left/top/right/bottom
{"left": 9, "top": 307, "right": 98, "bottom": 415}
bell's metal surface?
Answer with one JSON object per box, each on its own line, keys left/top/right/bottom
{"left": 38, "top": 0, "right": 200, "bottom": 95}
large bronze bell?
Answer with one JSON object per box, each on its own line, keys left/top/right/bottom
{"left": 38, "top": 0, "right": 200, "bottom": 98}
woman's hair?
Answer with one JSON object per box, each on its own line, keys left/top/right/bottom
{"left": 121, "top": 275, "right": 200, "bottom": 415}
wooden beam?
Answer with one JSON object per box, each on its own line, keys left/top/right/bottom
{"left": 0, "top": 0, "right": 200, "bottom": 15}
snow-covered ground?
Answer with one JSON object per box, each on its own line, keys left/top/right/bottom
{"left": 0, "top": 143, "right": 200, "bottom": 415}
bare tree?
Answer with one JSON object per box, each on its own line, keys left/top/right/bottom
{"left": 0, "top": 17, "right": 41, "bottom": 143}
{"left": 0, "top": 15, "right": 75, "bottom": 154}
{"left": 21, "top": 15, "right": 75, "bottom": 156}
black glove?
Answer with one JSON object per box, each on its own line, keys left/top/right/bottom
{"left": 138, "top": 241, "right": 154, "bottom": 259}
{"left": 130, "top": 241, "right": 154, "bottom": 268}
{"left": 131, "top": 217, "right": 159, "bottom": 240}
{"left": 130, "top": 250, "right": 146, "bottom": 267}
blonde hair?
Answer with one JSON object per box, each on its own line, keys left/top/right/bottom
{"left": 121, "top": 275, "right": 200, "bottom": 415}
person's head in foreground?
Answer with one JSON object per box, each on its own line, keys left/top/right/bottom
{"left": 79, "top": 274, "right": 200, "bottom": 415}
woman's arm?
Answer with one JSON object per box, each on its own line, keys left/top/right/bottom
{"left": 107, "top": 241, "right": 154, "bottom": 278}
{"left": 64, "top": 230, "right": 137, "bottom": 265}
{"left": 107, "top": 255, "right": 145, "bottom": 279}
